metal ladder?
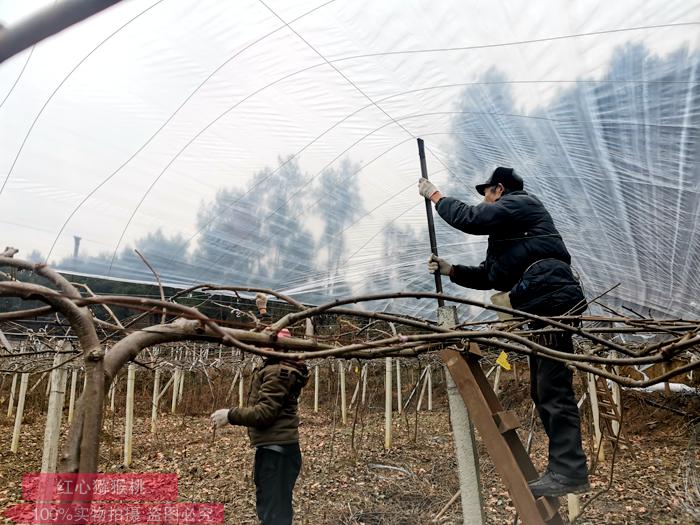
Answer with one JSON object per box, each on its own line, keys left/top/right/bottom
{"left": 442, "top": 345, "right": 565, "bottom": 525}
{"left": 594, "top": 375, "right": 628, "bottom": 446}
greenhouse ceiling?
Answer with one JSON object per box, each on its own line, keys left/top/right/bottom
{"left": 0, "top": 0, "right": 699, "bottom": 320}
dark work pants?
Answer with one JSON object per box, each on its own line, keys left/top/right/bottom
{"left": 253, "top": 443, "right": 302, "bottom": 525}
{"left": 530, "top": 332, "right": 589, "bottom": 479}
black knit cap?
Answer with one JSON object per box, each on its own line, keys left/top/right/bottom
{"left": 475, "top": 167, "right": 524, "bottom": 195}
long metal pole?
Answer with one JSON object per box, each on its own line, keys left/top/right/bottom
{"left": 417, "top": 138, "right": 444, "bottom": 307}
{"left": 0, "top": 0, "right": 122, "bottom": 64}
{"left": 419, "top": 138, "right": 483, "bottom": 522}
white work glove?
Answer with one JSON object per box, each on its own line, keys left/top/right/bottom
{"left": 427, "top": 254, "right": 452, "bottom": 276}
{"left": 255, "top": 292, "right": 268, "bottom": 311}
{"left": 210, "top": 408, "right": 229, "bottom": 429}
{"left": 418, "top": 178, "right": 439, "bottom": 200}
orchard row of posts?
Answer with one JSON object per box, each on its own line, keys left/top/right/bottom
{"left": 2, "top": 343, "right": 444, "bottom": 470}
{"left": 2, "top": 340, "right": 624, "bottom": 494}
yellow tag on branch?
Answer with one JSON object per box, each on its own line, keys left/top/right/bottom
{"left": 496, "top": 351, "right": 511, "bottom": 371}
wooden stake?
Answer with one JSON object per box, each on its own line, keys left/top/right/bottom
{"left": 178, "top": 370, "right": 185, "bottom": 404}
{"left": 493, "top": 366, "right": 502, "bottom": 397}
{"left": 45, "top": 369, "right": 52, "bottom": 397}
{"left": 663, "top": 362, "right": 672, "bottom": 395}
{"left": 81, "top": 369, "right": 88, "bottom": 396}
{"left": 313, "top": 365, "right": 319, "bottom": 413}
{"left": 109, "top": 376, "right": 117, "bottom": 413}
{"left": 385, "top": 357, "right": 392, "bottom": 450}
{"left": 156, "top": 374, "right": 175, "bottom": 403}
{"left": 611, "top": 379, "right": 621, "bottom": 438}
{"left": 396, "top": 360, "right": 403, "bottom": 415}
{"left": 361, "top": 363, "right": 368, "bottom": 405}
{"left": 432, "top": 489, "right": 461, "bottom": 523}
{"left": 6, "top": 373, "right": 17, "bottom": 419}
{"left": 10, "top": 373, "right": 29, "bottom": 453}
{"left": 28, "top": 372, "right": 47, "bottom": 395}
{"left": 41, "top": 351, "right": 69, "bottom": 472}
{"left": 340, "top": 361, "right": 347, "bottom": 425}
{"left": 587, "top": 373, "right": 604, "bottom": 462}
{"left": 124, "top": 364, "right": 136, "bottom": 466}
{"left": 427, "top": 365, "right": 433, "bottom": 411}
{"left": 349, "top": 367, "right": 361, "bottom": 408}
{"left": 567, "top": 494, "right": 581, "bottom": 520}
{"left": 171, "top": 369, "right": 180, "bottom": 414}
{"left": 417, "top": 367, "right": 429, "bottom": 412}
{"left": 225, "top": 370, "right": 240, "bottom": 403}
{"left": 67, "top": 369, "right": 78, "bottom": 424}
{"left": 151, "top": 369, "right": 160, "bottom": 434}
{"left": 238, "top": 367, "right": 244, "bottom": 408}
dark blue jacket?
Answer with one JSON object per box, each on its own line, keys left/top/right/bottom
{"left": 435, "top": 190, "right": 585, "bottom": 316}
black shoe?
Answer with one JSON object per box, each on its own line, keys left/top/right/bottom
{"left": 527, "top": 467, "right": 551, "bottom": 487}
{"left": 529, "top": 470, "right": 590, "bottom": 498}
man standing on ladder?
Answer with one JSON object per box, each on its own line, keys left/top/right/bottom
{"left": 418, "top": 167, "right": 590, "bottom": 497}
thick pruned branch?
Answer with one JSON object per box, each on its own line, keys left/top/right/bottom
{"left": 2, "top": 254, "right": 699, "bottom": 390}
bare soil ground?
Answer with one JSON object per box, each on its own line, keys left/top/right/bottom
{"left": 0, "top": 375, "right": 698, "bottom": 524}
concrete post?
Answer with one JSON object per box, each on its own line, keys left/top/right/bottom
{"left": 41, "top": 351, "right": 70, "bottom": 472}
{"left": 440, "top": 305, "right": 484, "bottom": 524}
{"left": 124, "top": 364, "right": 136, "bottom": 466}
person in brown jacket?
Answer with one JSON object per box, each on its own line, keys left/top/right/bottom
{"left": 211, "top": 322, "right": 309, "bottom": 525}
